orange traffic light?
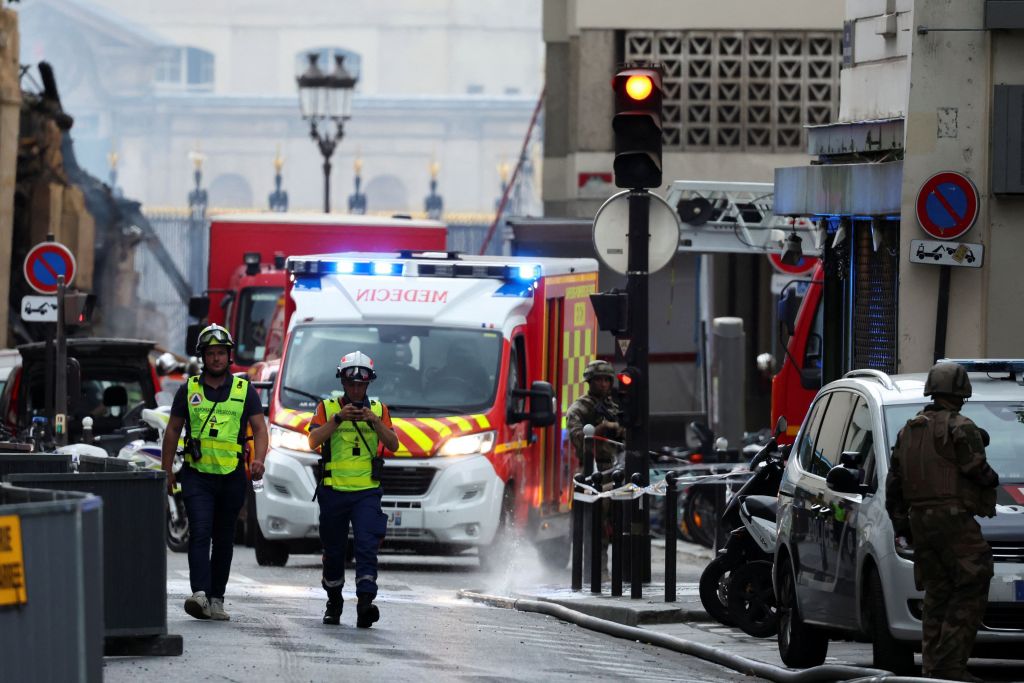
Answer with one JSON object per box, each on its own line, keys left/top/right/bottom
{"left": 618, "top": 371, "right": 633, "bottom": 386}
{"left": 625, "top": 75, "right": 653, "bottom": 101}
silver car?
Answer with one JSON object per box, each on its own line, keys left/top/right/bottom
{"left": 774, "top": 361, "right": 1024, "bottom": 673}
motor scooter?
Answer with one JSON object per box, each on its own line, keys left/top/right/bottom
{"left": 698, "top": 417, "right": 787, "bottom": 632}
{"left": 116, "top": 406, "right": 189, "bottom": 553}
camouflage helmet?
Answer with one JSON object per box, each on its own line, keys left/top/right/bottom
{"left": 924, "top": 362, "right": 972, "bottom": 398}
{"left": 583, "top": 360, "right": 615, "bottom": 382}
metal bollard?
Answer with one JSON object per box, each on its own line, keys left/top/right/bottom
{"left": 571, "top": 473, "right": 585, "bottom": 591}
{"left": 582, "top": 424, "right": 596, "bottom": 476}
{"left": 630, "top": 472, "right": 643, "bottom": 599}
{"left": 589, "top": 471, "right": 604, "bottom": 594}
{"left": 611, "top": 469, "right": 624, "bottom": 597}
{"left": 664, "top": 471, "right": 678, "bottom": 602}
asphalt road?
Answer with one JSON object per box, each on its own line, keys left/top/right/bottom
{"left": 104, "top": 544, "right": 736, "bottom": 682}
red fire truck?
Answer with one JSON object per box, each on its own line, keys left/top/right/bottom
{"left": 190, "top": 214, "right": 447, "bottom": 372}
{"left": 253, "top": 251, "right": 599, "bottom": 569}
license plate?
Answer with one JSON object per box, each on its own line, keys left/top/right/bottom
{"left": 1016, "top": 580, "right": 1024, "bottom": 602}
{"left": 386, "top": 511, "right": 402, "bottom": 528}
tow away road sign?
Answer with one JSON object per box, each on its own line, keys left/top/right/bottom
{"left": 23, "top": 241, "right": 76, "bottom": 294}
{"left": 20, "top": 295, "right": 58, "bottom": 322}
{"left": 909, "top": 239, "right": 983, "bottom": 268}
{"left": 916, "top": 171, "right": 979, "bottom": 241}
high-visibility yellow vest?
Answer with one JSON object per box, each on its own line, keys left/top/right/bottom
{"left": 185, "top": 375, "right": 248, "bottom": 475}
{"left": 322, "top": 398, "right": 383, "bottom": 491}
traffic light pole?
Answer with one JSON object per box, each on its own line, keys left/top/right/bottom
{"left": 625, "top": 188, "right": 651, "bottom": 596}
{"left": 55, "top": 275, "right": 67, "bottom": 447}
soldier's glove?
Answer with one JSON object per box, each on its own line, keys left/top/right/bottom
{"left": 891, "top": 513, "right": 912, "bottom": 543}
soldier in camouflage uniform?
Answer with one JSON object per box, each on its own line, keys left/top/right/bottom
{"left": 886, "top": 362, "right": 999, "bottom": 683}
{"left": 566, "top": 360, "right": 625, "bottom": 579}
{"left": 566, "top": 360, "right": 625, "bottom": 473}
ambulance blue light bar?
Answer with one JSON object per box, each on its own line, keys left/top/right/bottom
{"left": 288, "top": 256, "right": 541, "bottom": 283}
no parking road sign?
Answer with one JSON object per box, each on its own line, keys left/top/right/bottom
{"left": 916, "top": 171, "right": 980, "bottom": 241}
{"left": 23, "top": 241, "right": 76, "bottom": 294}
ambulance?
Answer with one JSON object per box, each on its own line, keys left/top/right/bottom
{"left": 254, "top": 251, "right": 600, "bottom": 568}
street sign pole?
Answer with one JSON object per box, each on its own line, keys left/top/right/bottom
{"left": 625, "top": 188, "right": 651, "bottom": 597}
{"left": 55, "top": 275, "right": 67, "bottom": 447}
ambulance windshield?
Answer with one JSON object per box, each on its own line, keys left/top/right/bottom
{"left": 279, "top": 323, "right": 504, "bottom": 414}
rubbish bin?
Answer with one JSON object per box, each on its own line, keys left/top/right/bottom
{"left": 6, "top": 469, "right": 174, "bottom": 650}
{"left": 76, "top": 454, "right": 135, "bottom": 473}
{"left": 0, "top": 452, "right": 72, "bottom": 480}
{"left": 0, "top": 483, "right": 103, "bottom": 683}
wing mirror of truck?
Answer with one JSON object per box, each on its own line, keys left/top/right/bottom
{"left": 777, "top": 286, "right": 801, "bottom": 338}
{"left": 188, "top": 295, "right": 210, "bottom": 320}
{"left": 185, "top": 323, "right": 202, "bottom": 357}
{"left": 511, "top": 381, "right": 556, "bottom": 428}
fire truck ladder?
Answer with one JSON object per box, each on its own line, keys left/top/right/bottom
{"left": 665, "top": 181, "right": 824, "bottom": 257}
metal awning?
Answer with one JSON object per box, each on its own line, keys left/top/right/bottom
{"left": 773, "top": 161, "right": 903, "bottom": 217}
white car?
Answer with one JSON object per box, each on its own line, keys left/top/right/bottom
{"left": 774, "top": 360, "right": 1024, "bottom": 673}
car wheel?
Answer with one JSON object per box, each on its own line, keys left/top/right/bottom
{"left": 699, "top": 554, "right": 738, "bottom": 627}
{"left": 727, "top": 560, "right": 778, "bottom": 638}
{"left": 254, "top": 523, "right": 289, "bottom": 567}
{"left": 535, "top": 536, "right": 571, "bottom": 571}
{"left": 867, "top": 568, "right": 915, "bottom": 675}
{"left": 777, "top": 555, "right": 828, "bottom": 667}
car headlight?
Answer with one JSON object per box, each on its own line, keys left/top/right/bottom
{"left": 270, "top": 424, "right": 312, "bottom": 453}
{"left": 436, "top": 431, "right": 495, "bottom": 457}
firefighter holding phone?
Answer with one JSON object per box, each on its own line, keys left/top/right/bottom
{"left": 307, "top": 351, "right": 399, "bottom": 628}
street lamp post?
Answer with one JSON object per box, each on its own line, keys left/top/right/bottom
{"left": 296, "top": 52, "right": 358, "bottom": 213}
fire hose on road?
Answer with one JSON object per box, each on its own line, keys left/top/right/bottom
{"left": 456, "top": 590, "right": 942, "bottom": 683}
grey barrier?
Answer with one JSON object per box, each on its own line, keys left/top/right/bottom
{"left": 0, "top": 483, "right": 104, "bottom": 683}
{"left": 7, "top": 469, "right": 183, "bottom": 656}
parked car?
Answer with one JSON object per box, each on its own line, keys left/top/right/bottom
{"left": 774, "top": 361, "right": 1024, "bottom": 673}
{"left": 0, "top": 349, "right": 20, "bottom": 396}
{"left": 0, "top": 338, "right": 160, "bottom": 448}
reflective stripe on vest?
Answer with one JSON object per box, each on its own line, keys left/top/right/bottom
{"left": 323, "top": 398, "right": 382, "bottom": 491}
{"left": 185, "top": 375, "right": 248, "bottom": 474}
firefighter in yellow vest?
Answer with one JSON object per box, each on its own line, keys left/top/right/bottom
{"left": 308, "top": 351, "right": 398, "bottom": 628}
{"left": 162, "top": 324, "right": 268, "bottom": 621}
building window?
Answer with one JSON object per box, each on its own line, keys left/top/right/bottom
{"left": 154, "top": 47, "right": 214, "bottom": 90}
{"left": 294, "top": 47, "right": 362, "bottom": 86}
{"left": 624, "top": 30, "right": 842, "bottom": 151}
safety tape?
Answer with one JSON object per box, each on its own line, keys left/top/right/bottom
{"left": 572, "top": 468, "right": 754, "bottom": 502}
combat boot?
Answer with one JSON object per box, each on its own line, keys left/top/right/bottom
{"left": 322, "top": 583, "right": 343, "bottom": 625}
{"left": 322, "top": 598, "right": 343, "bottom": 625}
{"left": 356, "top": 593, "right": 379, "bottom": 628}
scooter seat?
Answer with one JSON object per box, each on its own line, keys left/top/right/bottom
{"left": 743, "top": 495, "right": 777, "bottom": 523}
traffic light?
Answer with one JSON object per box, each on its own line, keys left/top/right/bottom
{"left": 590, "top": 290, "right": 629, "bottom": 336}
{"left": 612, "top": 66, "right": 663, "bottom": 189}
{"left": 63, "top": 292, "right": 96, "bottom": 326}
{"left": 616, "top": 366, "right": 643, "bottom": 428}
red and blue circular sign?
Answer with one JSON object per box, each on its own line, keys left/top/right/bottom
{"left": 768, "top": 253, "right": 819, "bottom": 276}
{"left": 915, "top": 171, "right": 979, "bottom": 241}
{"left": 23, "top": 241, "right": 76, "bottom": 294}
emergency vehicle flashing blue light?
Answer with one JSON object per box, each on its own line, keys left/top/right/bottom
{"left": 336, "top": 261, "right": 355, "bottom": 274}
{"left": 373, "top": 261, "right": 401, "bottom": 275}
{"left": 515, "top": 264, "right": 541, "bottom": 280}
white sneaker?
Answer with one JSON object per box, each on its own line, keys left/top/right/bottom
{"left": 209, "top": 597, "right": 230, "bottom": 621}
{"left": 184, "top": 591, "right": 211, "bottom": 620}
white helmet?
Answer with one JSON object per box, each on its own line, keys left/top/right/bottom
{"left": 336, "top": 350, "right": 377, "bottom": 382}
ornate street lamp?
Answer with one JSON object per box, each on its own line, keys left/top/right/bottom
{"left": 296, "top": 52, "right": 358, "bottom": 213}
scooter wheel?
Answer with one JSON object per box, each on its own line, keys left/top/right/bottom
{"left": 727, "top": 560, "right": 778, "bottom": 638}
{"left": 699, "top": 554, "right": 737, "bottom": 627}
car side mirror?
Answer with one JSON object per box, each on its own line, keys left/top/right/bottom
{"left": 840, "top": 450, "right": 864, "bottom": 468}
{"left": 826, "top": 465, "right": 862, "bottom": 494}
{"left": 512, "top": 381, "right": 556, "bottom": 428}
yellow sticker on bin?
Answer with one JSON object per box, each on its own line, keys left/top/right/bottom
{"left": 0, "top": 515, "right": 27, "bottom": 606}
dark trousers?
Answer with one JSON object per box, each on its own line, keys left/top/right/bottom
{"left": 318, "top": 486, "right": 387, "bottom": 598}
{"left": 181, "top": 465, "right": 247, "bottom": 599}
